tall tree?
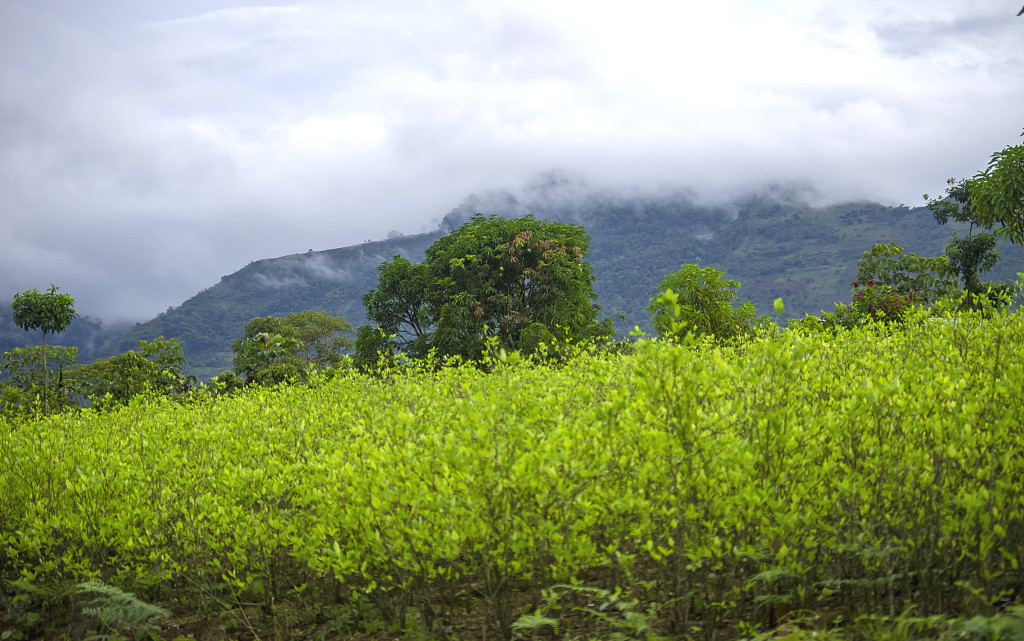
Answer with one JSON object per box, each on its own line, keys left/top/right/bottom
{"left": 925, "top": 134, "right": 1024, "bottom": 304}
{"left": 925, "top": 179, "right": 1002, "bottom": 298}
{"left": 361, "top": 256, "right": 433, "bottom": 359}
{"left": 853, "top": 241, "right": 958, "bottom": 302}
{"left": 359, "top": 214, "right": 609, "bottom": 363}
{"left": 10, "top": 285, "right": 78, "bottom": 414}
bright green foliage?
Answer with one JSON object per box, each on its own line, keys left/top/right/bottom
{"left": 361, "top": 214, "right": 608, "bottom": 362}
{"left": 3, "top": 298, "right": 1024, "bottom": 638}
{"left": 232, "top": 311, "right": 353, "bottom": 384}
{"left": 799, "top": 302, "right": 860, "bottom": 333}
{"left": 1, "top": 345, "right": 78, "bottom": 420}
{"left": 72, "top": 337, "right": 195, "bottom": 410}
{"left": 853, "top": 242, "right": 958, "bottom": 303}
{"left": 9, "top": 285, "right": 78, "bottom": 414}
{"left": 968, "top": 139, "right": 1024, "bottom": 245}
{"left": 647, "top": 264, "right": 757, "bottom": 342}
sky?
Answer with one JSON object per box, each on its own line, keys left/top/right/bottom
{"left": 2, "top": 0, "right": 1022, "bottom": 323}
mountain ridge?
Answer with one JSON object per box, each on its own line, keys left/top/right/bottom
{"left": 5, "top": 184, "right": 1022, "bottom": 381}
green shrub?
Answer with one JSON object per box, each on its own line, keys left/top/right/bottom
{"left": 647, "top": 264, "right": 758, "bottom": 342}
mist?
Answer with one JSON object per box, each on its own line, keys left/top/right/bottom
{"left": 1, "top": 0, "right": 1021, "bottom": 322}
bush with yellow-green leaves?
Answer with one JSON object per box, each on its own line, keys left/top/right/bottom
{"left": 2, "top": 301, "right": 1023, "bottom": 640}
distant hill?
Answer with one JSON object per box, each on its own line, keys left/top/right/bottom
{"left": 0, "top": 306, "right": 129, "bottom": 364}
{"left": 96, "top": 232, "right": 441, "bottom": 380}
{"left": 7, "top": 184, "right": 1022, "bottom": 381}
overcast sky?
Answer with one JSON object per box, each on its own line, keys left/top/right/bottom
{"left": 2, "top": 0, "right": 1022, "bottom": 322}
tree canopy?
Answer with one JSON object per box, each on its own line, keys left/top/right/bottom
{"left": 10, "top": 285, "right": 78, "bottom": 344}
{"left": 232, "top": 311, "right": 354, "bottom": 384}
{"left": 969, "top": 139, "right": 1024, "bottom": 245}
{"left": 927, "top": 136, "right": 1024, "bottom": 247}
{"left": 647, "top": 264, "right": 757, "bottom": 343}
{"left": 852, "top": 241, "right": 958, "bottom": 302}
{"left": 359, "top": 214, "right": 610, "bottom": 364}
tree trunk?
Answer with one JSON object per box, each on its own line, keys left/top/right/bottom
{"left": 42, "top": 331, "right": 48, "bottom": 415}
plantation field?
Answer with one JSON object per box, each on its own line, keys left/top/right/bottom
{"left": 2, "top": 308, "right": 1024, "bottom": 640}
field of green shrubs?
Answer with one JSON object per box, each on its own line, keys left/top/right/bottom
{"left": 2, "top": 305, "right": 1024, "bottom": 641}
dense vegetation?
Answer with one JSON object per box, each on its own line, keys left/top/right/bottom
{"left": 647, "top": 265, "right": 762, "bottom": 342}
{"left": 230, "top": 311, "right": 355, "bottom": 387}
{"left": 10, "top": 188, "right": 1021, "bottom": 380}
{"left": 358, "top": 214, "right": 611, "bottom": 365}
{"left": 2, "top": 294, "right": 1024, "bottom": 640}
{"left": 2, "top": 140, "right": 1022, "bottom": 638}
{"left": 0, "top": 337, "right": 196, "bottom": 421}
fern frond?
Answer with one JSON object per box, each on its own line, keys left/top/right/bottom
{"left": 75, "top": 580, "right": 170, "bottom": 636}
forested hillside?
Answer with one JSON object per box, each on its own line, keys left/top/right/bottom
{"left": 97, "top": 232, "right": 440, "bottom": 380}
{"left": 6, "top": 186, "right": 1022, "bottom": 381}
{"left": 577, "top": 196, "right": 977, "bottom": 328}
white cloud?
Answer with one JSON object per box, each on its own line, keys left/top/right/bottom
{"left": 1, "top": 0, "right": 1022, "bottom": 321}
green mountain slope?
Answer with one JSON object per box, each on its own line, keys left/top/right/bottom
{"left": 97, "top": 188, "right": 1024, "bottom": 380}
{"left": 99, "top": 232, "right": 440, "bottom": 380}
{"left": 579, "top": 197, "right": 975, "bottom": 329}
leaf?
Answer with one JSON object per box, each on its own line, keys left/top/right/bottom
{"left": 511, "top": 615, "right": 559, "bottom": 632}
